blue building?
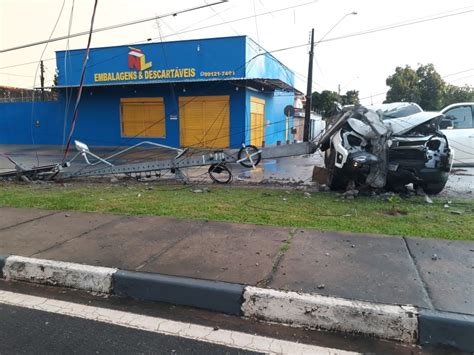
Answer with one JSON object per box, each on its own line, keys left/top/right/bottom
{"left": 1, "top": 36, "right": 297, "bottom": 149}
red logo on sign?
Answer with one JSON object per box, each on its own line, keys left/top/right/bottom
{"left": 128, "top": 47, "right": 152, "bottom": 71}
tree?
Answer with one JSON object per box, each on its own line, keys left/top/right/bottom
{"left": 341, "top": 90, "right": 359, "bottom": 105}
{"left": 385, "top": 63, "right": 473, "bottom": 110}
{"left": 385, "top": 65, "right": 420, "bottom": 104}
{"left": 311, "top": 90, "right": 340, "bottom": 117}
{"left": 443, "top": 84, "right": 474, "bottom": 107}
{"left": 415, "top": 64, "right": 445, "bottom": 110}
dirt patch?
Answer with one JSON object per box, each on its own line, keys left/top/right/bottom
{"left": 382, "top": 208, "right": 409, "bottom": 216}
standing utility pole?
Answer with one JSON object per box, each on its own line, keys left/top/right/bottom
{"left": 39, "top": 60, "right": 45, "bottom": 100}
{"left": 303, "top": 28, "right": 314, "bottom": 142}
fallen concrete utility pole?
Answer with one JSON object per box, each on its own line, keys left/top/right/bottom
{"left": 0, "top": 140, "right": 318, "bottom": 184}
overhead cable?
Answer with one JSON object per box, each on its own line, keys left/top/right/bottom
{"left": 0, "top": 1, "right": 227, "bottom": 54}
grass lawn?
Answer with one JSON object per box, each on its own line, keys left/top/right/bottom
{"left": 0, "top": 182, "right": 473, "bottom": 240}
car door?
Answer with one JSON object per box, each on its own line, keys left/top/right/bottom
{"left": 441, "top": 104, "right": 474, "bottom": 166}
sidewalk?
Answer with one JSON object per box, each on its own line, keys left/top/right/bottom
{"left": 1, "top": 206, "right": 472, "bottom": 316}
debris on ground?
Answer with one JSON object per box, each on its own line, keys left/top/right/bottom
{"left": 416, "top": 186, "right": 426, "bottom": 196}
{"left": 342, "top": 189, "right": 359, "bottom": 200}
{"left": 424, "top": 195, "right": 433, "bottom": 204}
{"left": 20, "top": 175, "right": 31, "bottom": 183}
{"left": 318, "top": 184, "right": 330, "bottom": 192}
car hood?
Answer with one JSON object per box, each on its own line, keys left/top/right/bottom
{"left": 382, "top": 111, "right": 443, "bottom": 135}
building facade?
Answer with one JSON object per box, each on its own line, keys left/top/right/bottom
{"left": 1, "top": 36, "right": 297, "bottom": 148}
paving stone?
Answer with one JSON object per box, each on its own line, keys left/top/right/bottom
{"left": 141, "top": 221, "right": 290, "bottom": 285}
{"left": 35, "top": 216, "right": 206, "bottom": 270}
{"left": 269, "top": 229, "right": 432, "bottom": 307}
{"left": 0, "top": 207, "right": 53, "bottom": 230}
{"left": 0, "top": 211, "right": 120, "bottom": 256}
{"left": 405, "top": 237, "right": 474, "bottom": 315}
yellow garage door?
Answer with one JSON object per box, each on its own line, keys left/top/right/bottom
{"left": 179, "top": 96, "right": 229, "bottom": 148}
{"left": 250, "top": 97, "right": 265, "bottom": 147}
{"left": 121, "top": 98, "right": 165, "bottom": 137}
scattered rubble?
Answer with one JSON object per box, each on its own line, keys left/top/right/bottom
{"left": 20, "top": 175, "right": 31, "bottom": 183}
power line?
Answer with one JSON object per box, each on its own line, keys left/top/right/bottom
{"left": 3, "top": 2, "right": 474, "bottom": 93}
{"left": 0, "top": 72, "right": 34, "bottom": 78}
{"left": 444, "top": 68, "right": 474, "bottom": 78}
{"left": 449, "top": 74, "right": 474, "bottom": 83}
{"left": 145, "top": 1, "right": 317, "bottom": 42}
{"left": 62, "top": 0, "right": 99, "bottom": 162}
{"left": 0, "top": 1, "right": 227, "bottom": 54}
{"left": 0, "top": 1, "right": 317, "bottom": 71}
{"left": 318, "top": 8, "right": 474, "bottom": 45}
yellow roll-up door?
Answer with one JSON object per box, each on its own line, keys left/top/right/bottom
{"left": 121, "top": 97, "right": 165, "bottom": 137}
{"left": 179, "top": 96, "right": 229, "bottom": 148}
{"left": 250, "top": 97, "right": 265, "bottom": 147}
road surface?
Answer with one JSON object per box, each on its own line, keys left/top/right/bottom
{"left": 0, "top": 280, "right": 443, "bottom": 354}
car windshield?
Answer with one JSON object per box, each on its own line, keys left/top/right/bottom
{"left": 382, "top": 104, "right": 423, "bottom": 119}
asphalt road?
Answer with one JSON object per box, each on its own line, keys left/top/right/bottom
{"left": 0, "top": 303, "right": 259, "bottom": 355}
{"left": 0, "top": 280, "right": 448, "bottom": 355}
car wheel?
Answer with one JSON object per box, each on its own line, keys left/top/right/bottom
{"left": 326, "top": 147, "right": 349, "bottom": 190}
{"left": 422, "top": 181, "right": 448, "bottom": 195}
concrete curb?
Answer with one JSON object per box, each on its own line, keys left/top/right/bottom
{"left": 0, "top": 254, "right": 8, "bottom": 278}
{"left": 113, "top": 270, "right": 244, "bottom": 315}
{"left": 242, "top": 286, "right": 418, "bottom": 343}
{"left": 419, "top": 309, "right": 474, "bottom": 352}
{"left": 0, "top": 255, "right": 472, "bottom": 351}
{"left": 3, "top": 256, "right": 116, "bottom": 293}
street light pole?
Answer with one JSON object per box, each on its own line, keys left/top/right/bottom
{"left": 303, "top": 28, "right": 314, "bottom": 142}
{"left": 317, "top": 11, "right": 357, "bottom": 45}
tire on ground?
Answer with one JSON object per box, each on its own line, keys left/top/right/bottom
{"left": 326, "top": 148, "right": 349, "bottom": 191}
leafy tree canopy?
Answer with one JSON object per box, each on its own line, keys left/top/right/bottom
{"left": 311, "top": 90, "right": 359, "bottom": 117}
{"left": 385, "top": 63, "right": 473, "bottom": 110}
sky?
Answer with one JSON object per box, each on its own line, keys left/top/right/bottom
{"left": 1, "top": 0, "right": 474, "bottom": 105}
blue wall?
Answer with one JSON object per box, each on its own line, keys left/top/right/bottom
{"left": 245, "top": 89, "right": 294, "bottom": 145}
{"left": 58, "top": 82, "right": 247, "bottom": 148}
{"left": 245, "top": 38, "right": 295, "bottom": 87}
{"left": 1, "top": 36, "right": 294, "bottom": 148}
{"left": 0, "top": 101, "right": 62, "bottom": 144}
{"left": 57, "top": 36, "right": 247, "bottom": 87}
{"left": 0, "top": 85, "right": 292, "bottom": 149}
{"left": 56, "top": 35, "right": 294, "bottom": 88}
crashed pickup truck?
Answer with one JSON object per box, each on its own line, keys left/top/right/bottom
{"left": 319, "top": 103, "right": 453, "bottom": 194}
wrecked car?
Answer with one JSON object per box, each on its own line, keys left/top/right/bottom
{"left": 319, "top": 103, "right": 453, "bottom": 194}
